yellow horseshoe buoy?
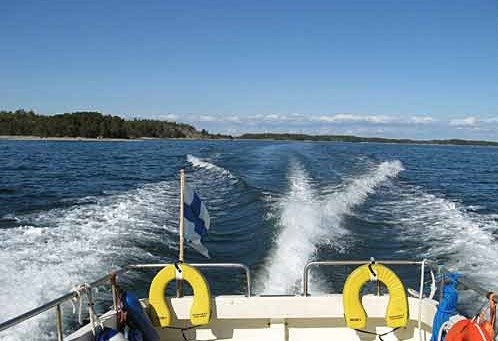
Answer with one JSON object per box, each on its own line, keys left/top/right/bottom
{"left": 148, "top": 263, "right": 211, "bottom": 327}
{"left": 343, "top": 263, "right": 409, "bottom": 329}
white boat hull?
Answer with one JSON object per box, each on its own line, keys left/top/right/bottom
{"left": 67, "top": 294, "right": 438, "bottom": 341}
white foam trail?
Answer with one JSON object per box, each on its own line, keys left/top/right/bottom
{"left": 186, "top": 154, "right": 232, "bottom": 177}
{"left": 390, "top": 187, "right": 498, "bottom": 290}
{"left": 260, "top": 162, "right": 322, "bottom": 294}
{"left": 261, "top": 160, "right": 404, "bottom": 294}
{"left": 0, "top": 181, "right": 178, "bottom": 341}
{"left": 321, "top": 160, "right": 404, "bottom": 235}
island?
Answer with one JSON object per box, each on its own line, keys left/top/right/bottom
{"left": 238, "top": 133, "right": 498, "bottom": 147}
{"left": 0, "top": 110, "right": 231, "bottom": 140}
{"left": 1, "top": 110, "right": 496, "bottom": 146}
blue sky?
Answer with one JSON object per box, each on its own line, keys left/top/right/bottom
{"left": 1, "top": 0, "right": 497, "bottom": 140}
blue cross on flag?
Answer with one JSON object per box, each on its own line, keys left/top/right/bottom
{"left": 183, "top": 184, "right": 210, "bottom": 258}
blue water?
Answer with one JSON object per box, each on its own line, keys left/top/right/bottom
{"left": 0, "top": 140, "right": 497, "bottom": 340}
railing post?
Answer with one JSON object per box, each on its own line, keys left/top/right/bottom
{"left": 303, "top": 263, "right": 310, "bottom": 296}
{"left": 244, "top": 266, "right": 252, "bottom": 297}
{"left": 55, "top": 304, "right": 63, "bottom": 341}
{"left": 189, "top": 263, "right": 251, "bottom": 297}
{"left": 418, "top": 260, "right": 426, "bottom": 341}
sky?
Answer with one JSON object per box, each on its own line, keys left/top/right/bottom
{"left": 1, "top": 0, "right": 497, "bottom": 140}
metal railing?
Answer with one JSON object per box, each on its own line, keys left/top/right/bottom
{"left": 0, "top": 269, "right": 125, "bottom": 340}
{"left": 303, "top": 259, "right": 431, "bottom": 341}
{"left": 303, "top": 259, "right": 498, "bottom": 302}
{"left": 425, "top": 260, "right": 498, "bottom": 305}
{"left": 303, "top": 259, "right": 426, "bottom": 296}
{"left": 303, "top": 259, "right": 498, "bottom": 340}
{"left": 1, "top": 259, "right": 496, "bottom": 340}
{"left": 0, "top": 262, "right": 250, "bottom": 340}
{"left": 127, "top": 263, "right": 252, "bottom": 297}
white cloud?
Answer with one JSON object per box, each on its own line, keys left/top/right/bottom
{"left": 264, "top": 114, "right": 281, "bottom": 121}
{"left": 176, "top": 113, "right": 409, "bottom": 126}
{"left": 258, "top": 114, "right": 302, "bottom": 122}
{"left": 226, "top": 115, "right": 242, "bottom": 123}
{"left": 197, "top": 115, "right": 219, "bottom": 122}
{"left": 410, "top": 116, "right": 435, "bottom": 124}
{"left": 160, "top": 114, "right": 178, "bottom": 121}
{"left": 449, "top": 116, "right": 479, "bottom": 127}
{"left": 484, "top": 117, "right": 498, "bottom": 123}
{"left": 152, "top": 112, "right": 496, "bottom": 140}
{"left": 312, "top": 114, "right": 396, "bottom": 124}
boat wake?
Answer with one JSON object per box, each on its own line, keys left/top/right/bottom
{"left": 260, "top": 160, "right": 404, "bottom": 294}
{"left": 259, "top": 161, "right": 323, "bottom": 294}
{"left": 0, "top": 181, "right": 179, "bottom": 341}
{"left": 389, "top": 186, "right": 498, "bottom": 291}
{"left": 187, "top": 154, "right": 233, "bottom": 178}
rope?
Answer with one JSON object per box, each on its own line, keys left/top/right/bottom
{"left": 174, "top": 261, "right": 184, "bottom": 273}
{"left": 488, "top": 293, "right": 496, "bottom": 329}
{"left": 355, "top": 327, "right": 400, "bottom": 341}
{"left": 70, "top": 285, "right": 85, "bottom": 325}
{"left": 163, "top": 325, "right": 199, "bottom": 341}
{"left": 82, "top": 283, "right": 104, "bottom": 335}
{"left": 368, "top": 258, "right": 377, "bottom": 281}
{"left": 429, "top": 269, "right": 437, "bottom": 300}
{"left": 436, "top": 321, "right": 449, "bottom": 341}
{"left": 475, "top": 300, "right": 491, "bottom": 321}
{"left": 115, "top": 287, "right": 127, "bottom": 329}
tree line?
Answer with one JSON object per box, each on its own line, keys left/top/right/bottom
{"left": 0, "top": 110, "right": 230, "bottom": 139}
{"left": 239, "top": 133, "right": 498, "bottom": 146}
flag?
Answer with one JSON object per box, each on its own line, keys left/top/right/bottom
{"left": 183, "top": 184, "right": 210, "bottom": 258}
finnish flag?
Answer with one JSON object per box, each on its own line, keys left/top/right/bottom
{"left": 183, "top": 184, "right": 210, "bottom": 258}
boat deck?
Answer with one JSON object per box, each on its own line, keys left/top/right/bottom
{"left": 67, "top": 295, "right": 437, "bottom": 341}
{"left": 1, "top": 260, "right": 496, "bottom": 341}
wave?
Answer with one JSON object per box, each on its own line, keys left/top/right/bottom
{"left": 389, "top": 187, "right": 498, "bottom": 290}
{"left": 186, "top": 154, "right": 233, "bottom": 177}
{"left": 0, "top": 181, "right": 179, "bottom": 340}
{"left": 260, "top": 160, "right": 403, "bottom": 294}
{"left": 321, "top": 160, "right": 404, "bottom": 243}
{"left": 259, "top": 162, "right": 322, "bottom": 294}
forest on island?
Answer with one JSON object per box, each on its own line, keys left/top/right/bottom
{"left": 0, "top": 110, "right": 230, "bottom": 139}
{"left": 239, "top": 133, "right": 498, "bottom": 146}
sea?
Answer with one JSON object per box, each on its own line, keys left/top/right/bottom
{"left": 0, "top": 139, "right": 497, "bottom": 340}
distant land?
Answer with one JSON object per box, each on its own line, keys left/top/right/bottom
{"left": 239, "top": 133, "right": 498, "bottom": 147}
{"left": 1, "top": 110, "right": 497, "bottom": 146}
{"left": 0, "top": 110, "right": 231, "bottom": 140}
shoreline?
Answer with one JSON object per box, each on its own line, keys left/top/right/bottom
{"left": 0, "top": 135, "right": 135, "bottom": 142}
{"left": 1, "top": 135, "right": 496, "bottom": 147}
{"left": 0, "top": 135, "right": 234, "bottom": 142}
{"left": 236, "top": 137, "right": 498, "bottom": 148}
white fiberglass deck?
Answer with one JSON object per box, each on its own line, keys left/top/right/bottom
{"left": 67, "top": 295, "right": 437, "bottom": 341}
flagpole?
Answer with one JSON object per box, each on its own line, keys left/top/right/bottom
{"left": 177, "top": 168, "right": 185, "bottom": 297}
{"left": 179, "top": 169, "right": 185, "bottom": 263}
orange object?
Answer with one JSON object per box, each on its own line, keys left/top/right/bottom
{"left": 445, "top": 319, "right": 493, "bottom": 341}
{"left": 445, "top": 320, "right": 494, "bottom": 341}
{"left": 479, "top": 293, "right": 497, "bottom": 340}
{"left": 479, "top": 320, "right": 494, "bottom": 341}
{"left": 447, "top": 293, "right": 497, "bottom": 341}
